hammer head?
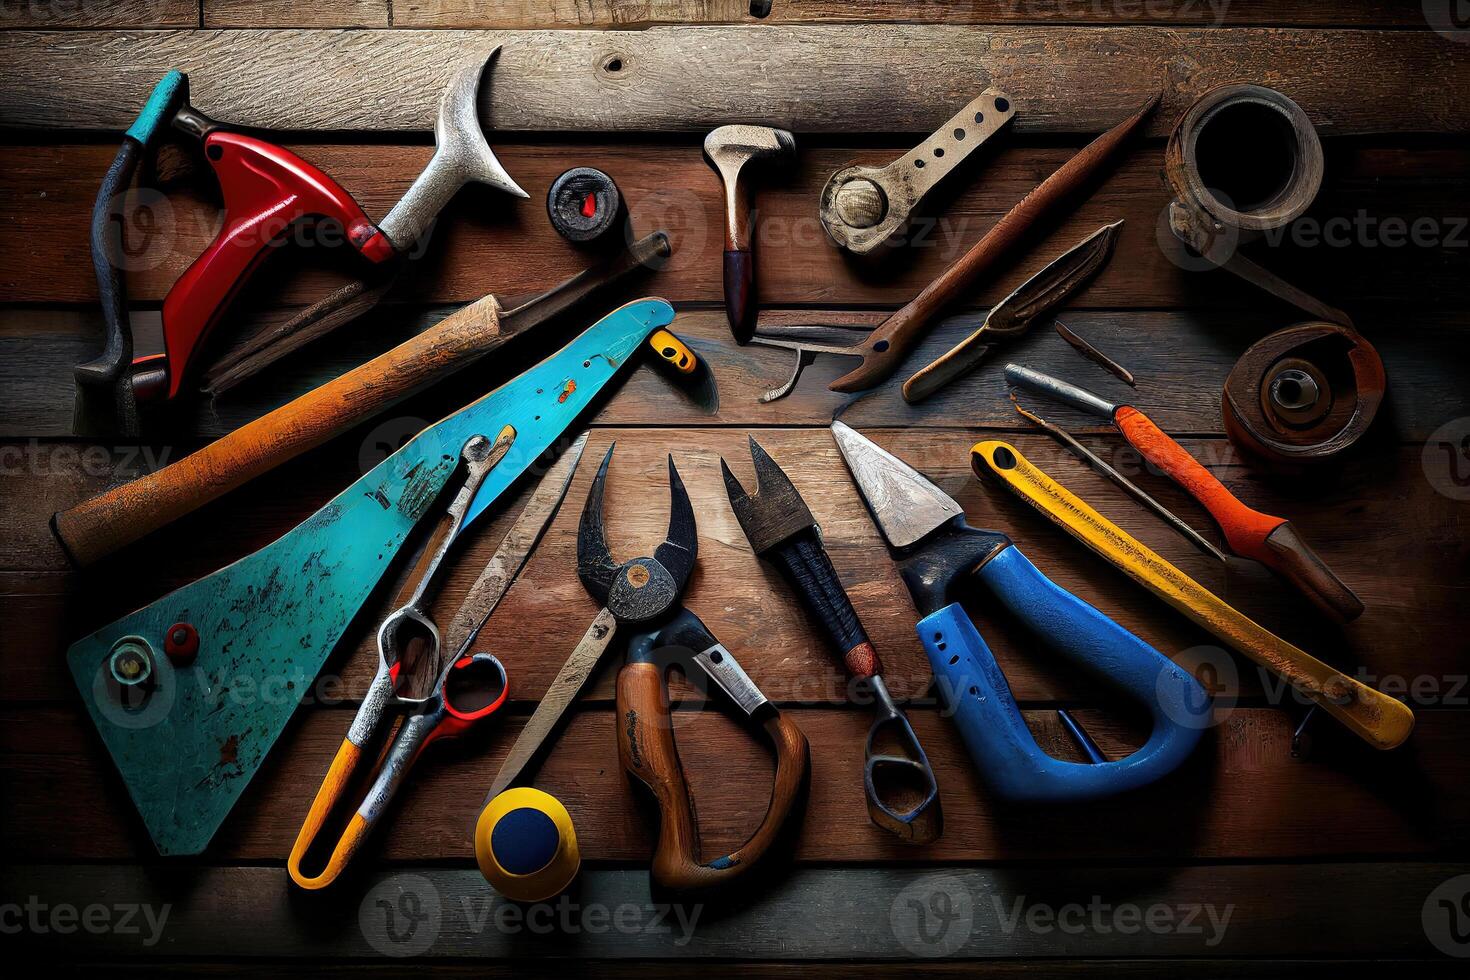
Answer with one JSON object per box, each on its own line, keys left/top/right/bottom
{"left": 703, "top": 125, "right": 796, "bottom": 180}
{"left": 439, "top": 47, "right": 528, "bottom": 200}
{"left": 378, "top": 48, "right": 527, "bottom": 251}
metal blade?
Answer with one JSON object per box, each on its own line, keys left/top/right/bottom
{"left": 485, "top": 606, "right": 619, "bottom": 800}
{"left": 442, "top": 432, "right": 591, "bottom": 657}
{"left": 576, "top": 444, "right": 620, "bottom": 603}
{"left": 720, "top": 435, "right": 817, "bottom": 556}
{"left": 1003, "top": 363, "right": 1119, "bottom": 419}
{"left": 830, "top": 421, "right": 963, "bottom": 549}
{"left": 651, "top": 455, "right": 698, "bottom": 590}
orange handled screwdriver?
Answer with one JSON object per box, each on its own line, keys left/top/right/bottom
{"left": 1004, "top": 364, "right": 1363, "bottom": 624}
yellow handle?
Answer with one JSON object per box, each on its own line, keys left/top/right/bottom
{"left": 647, "top": 329, "right": 697, "bottom": 374}
{"left": 287, "top": 740, "right": 373, "bottom": 890}
{"left": 970, "top": 440, "right": 1414, "bottom": 751}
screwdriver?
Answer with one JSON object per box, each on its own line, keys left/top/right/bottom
{"left": 1004, "top": 363, "right": 1363, "bottom": 624}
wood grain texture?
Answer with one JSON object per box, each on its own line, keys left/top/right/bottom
{"left": 3, "top": 141, "right": 1465, "bottom": 314}
{"left": 6, "top": 305, "right": 1469, "bottom": 442}
{"left": 205, "top": 1, "right": 388, "bottom": 28}
{"left": 3, "top": 27, "right": 1468, "bottom": 134}
{"left": 9, "top": 431, "right": 1467, "bottom": 712}
{"left": 3, "top": 703, "right": 1466, "bottom": 863}
{"left": 4, "top": 860, "right": 1469, "bottom": 957}
{"left": 0, "top": 1, "right": 196, "bottom": 28}
{"left": 388, "top": 1, "right": 1436, "bottom": 29}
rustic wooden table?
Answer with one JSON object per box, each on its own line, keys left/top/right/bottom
{"left": 3, "top": 3, "right": 1470, "bottom": 975}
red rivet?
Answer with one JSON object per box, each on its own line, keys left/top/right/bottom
{"left": 164, "top": 622, "right": 199, "bottom": 665}
{"left": 581, "top": 192, "right": 597, "bottom": 218}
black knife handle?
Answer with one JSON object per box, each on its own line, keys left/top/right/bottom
{"left": 768, "top": 531, "right": 879, "bottom": 679}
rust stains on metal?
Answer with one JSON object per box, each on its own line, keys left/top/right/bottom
{"left": 559, "top": 378, "right": 578, "bottom": 403}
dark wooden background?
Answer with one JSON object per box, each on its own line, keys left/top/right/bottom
{"left": 2, "top": 3, "right": 1469, "bottom": 975}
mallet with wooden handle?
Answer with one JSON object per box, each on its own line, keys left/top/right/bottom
{"left": 829, "top": 94, "right": 1157, "bottom": 393}
{"left": 52, "top": 233, "right": 682, "bottom": 567}
{"left": 1004, "top": 363, "right": 1364, "bottom": 624}
{"left": 971, "top": 440, "right": 1412, "bottom": 750}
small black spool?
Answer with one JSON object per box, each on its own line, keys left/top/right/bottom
{"left": 547, "top": 167, "right": 622, "bottom": 245}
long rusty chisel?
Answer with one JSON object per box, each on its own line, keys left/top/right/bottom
{"left": 970, "top": 439, "right": 1413, "bottom": 750}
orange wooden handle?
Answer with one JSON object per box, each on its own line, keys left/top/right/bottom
{"left": 1114, "top": 406, "right": 1362, "bottom": 622}
{"left": 1113, "top": 406, "right": 1283, "bottom": 556}
{"left": 51, "top": 294, "right": 504, "bottom": 567}
{"left": 287, "top": 739, "right": 366, "bottom": 890}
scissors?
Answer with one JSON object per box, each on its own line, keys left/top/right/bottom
{"left": 289, "top": 433, "right": 517, "bottom": 889}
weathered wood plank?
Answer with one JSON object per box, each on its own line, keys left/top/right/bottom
{"left": 3, "top": 861, "right": 1465, "bottom": 957}
{"left": 389, "top": 1, "right": 1434, "bottom": 29}
{"left": 2, "top": 28, "right": 1466, "bottom": 135}
{"left": 6, "top": 306, "right": 1469, "bottom": 445}
{"left": 3, "top": 703, "right": 1466, "bottom": 863}
{"left": 9, "top": 431, "right": 1466, "bottom": 711}
{"left": 52, "top": 964, "right": 1470, "bottom": 980}
{"left": 3, "top": 141, "right": 1464, "bottom": 314}
{"left": 205, "top": 0, "right": 388, "bottom": 28}
{"left": 0, "top": 1, "right": 196, "bottom": 28}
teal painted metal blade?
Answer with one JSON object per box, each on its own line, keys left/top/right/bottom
{"left": 66, "top": 298, "right": 675, "bottom": 855}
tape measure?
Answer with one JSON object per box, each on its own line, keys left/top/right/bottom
{"left": 475, "top": 787, "right": 581, "bottom": 902}
{"left": 547, "top": 167, "right": 622, "bottom": 245}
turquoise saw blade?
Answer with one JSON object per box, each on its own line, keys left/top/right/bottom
{"left": 66, "top": 298, "right": 676, "bottom": 855}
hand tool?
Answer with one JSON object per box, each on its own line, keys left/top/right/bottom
{"left": 831, "top": 422, "right": 1207, "bottom": 802}
{"left": 617, "top": 607, "right": 809, "bottom": 893}
{"left": 1223, "top": 321, "right": 1386, "bottom": 469}
{"left": 721, "top": 436, "right": 939, "bottom": 842}
{"left": 476, "top": 787, "right": 582, "bottom": 902}
{"left": 748, "top": 321, "right": 874, "bottom": 403}
{"left": 547, "top": 167, "right": 624, "bottom": 245}
{"left": 819, "top": 90, "right": 1016, "bottom": 254}
{"left": 54, "top": 233, "right": 680, "bottom": 566}
{"left": 902, "top": 220, "right": 1122, "bottom": 403}
{"left": 289, "top": 431, "right": 585, "bottom": 889}
{"left": 970, "top": 439, "right": 1415, "bottom": 750}
{"left": 1011, "top": 396, "right": 1228, "bottom": 564}
{"left": 479, "top": 443, "right": 700, "bottom": 810}
{"left": 64, "top": 298, "right": 680, "bottom": 855}
{"left": 703, "top": 125, "right": 797, "bottom": 343}
{"left": 77, "top": 53, "right": 526, "bottom": 432}
{"left": 829, "top": 95, "right": 1157, "bottom": 394}
{"left": 1054, "top": 320, "right": 1135, "bottom": 386}
{"left": 1164, "top": 83, "right": 1353, "bottom": 328}
{"left": 1004, "top": 363, "right": 1364, "bottom": 624}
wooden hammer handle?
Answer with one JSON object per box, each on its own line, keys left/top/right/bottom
{"left": 52, "top": 294, "right": 504, "bottom": 567}
{"left": 617, "top": 662, "right": 809, "bottom": 894}
{"left": 829, "top": 94, "right": 1157, "bottom": 393}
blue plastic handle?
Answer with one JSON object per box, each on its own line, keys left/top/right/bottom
{"left": 920, "top": 546, "right": 1208, "bottom": 802}
{"left": 125, "top": 71, "right": 186, "bottom": 146}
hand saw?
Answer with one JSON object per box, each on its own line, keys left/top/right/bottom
{"left": 65, "top": 298, "right": 677, "bottom": 856}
